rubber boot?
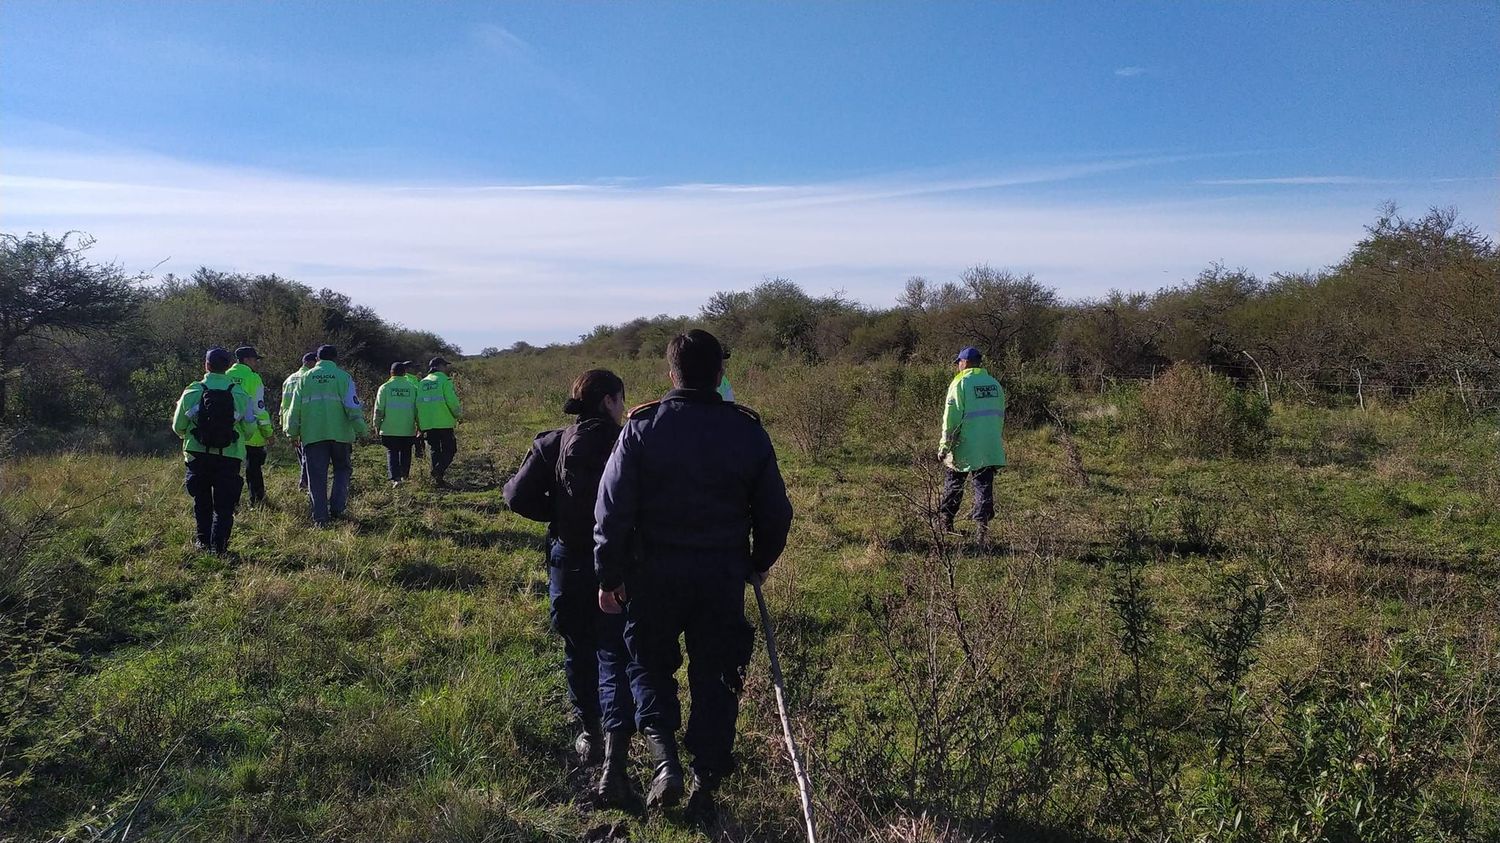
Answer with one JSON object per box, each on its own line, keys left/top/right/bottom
{"left": 642, "top": 727, "right": 684, "bottom": 809}
{"left": 685, "top": 769, "right": 722, "bottom": 824}
{"left": 575, "top": 717, "right": 605, "bottom": 766}
{"left": 595, "top": 730, "right": 639, "bottom": 810}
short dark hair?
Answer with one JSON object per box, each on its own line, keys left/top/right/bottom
{"left": 667, "top": 329, "right": 724, "bottom": 390}
{"left": 316, "top": 344, "right": 337, "bottom": 361}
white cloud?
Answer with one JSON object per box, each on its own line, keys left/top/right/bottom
{"left": 1, "top": 144, "right": 1492, "bottom": 352}
{"left": 1114, "top": 66, "right": 1148, "bottom": 77}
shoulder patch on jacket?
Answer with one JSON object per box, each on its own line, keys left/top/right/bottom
{"left": 627, "top": 400, "right": 661, "bottom": 421}
{"left": 731, "top": 403, "right": 763, "bottom": 424}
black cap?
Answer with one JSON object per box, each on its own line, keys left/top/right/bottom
{"left": 317, "top": 344, "right": 338, "bottom": 361}
{"left": 390, "top": 361, "right": 406, "bottom": 376}
{"left": 429, "top": 356, "right": 449, "bottom": 369}
{"left": 234, "top": 345, "right": 260, "bottom": 361}
{"left": 301, "top": 351, "right": 318, "bottom": 365}
{"left": 205, "top": 346, "right": 233, "bottom": 370}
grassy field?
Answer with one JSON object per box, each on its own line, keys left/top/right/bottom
{"left": 3, "top": 353, "right": 1498, "bottom": 842}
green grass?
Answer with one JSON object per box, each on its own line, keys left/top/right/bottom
{"left": 3, "top": 355, "right": 1498, "bottom": 842}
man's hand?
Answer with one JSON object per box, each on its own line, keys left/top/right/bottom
{"left": 598, "top": 586, "right": 628, "bottom": 614}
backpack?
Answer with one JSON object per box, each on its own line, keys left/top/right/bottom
{"left": 193, "top": 382, "right": 240, "bottom": 451}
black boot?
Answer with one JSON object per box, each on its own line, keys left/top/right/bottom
{"left": 685, "top": 769, "right": 722, "bottom": 824}
{"left": 595, "top": 730, "right": 639, "bottom": 810}
{"left": 642, "top": 727, "right": 684, "bottom": 809}
{"left": 575, "top": 717, "right": 604, "bottom": 766}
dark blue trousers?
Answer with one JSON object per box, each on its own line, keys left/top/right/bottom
{"left": 549, "top": 541, "right": 637, "bottom": 734}
{"left": 184, "top": 451, "right": 243, "bottom": 551}
{"left": 940, "top": 466, "right": 997, "bottom": 523}
{"left": 302, "top": 441, "right": 352, "bottom": 524}
{"left": 624, "top": 551, "right": 755, "bottom": 779}
{"left": 382, "top": 435, "right": 415, "bottom": 481}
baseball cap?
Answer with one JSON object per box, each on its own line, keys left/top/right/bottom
{"left": 316, "top": 344, "right": 338, "bottom": 361}
{"left": 205, "top": 347, "right": 233, "bottom": 369}
{"left": 429, "top": 356, "right": 450, "bottom": 369}
{"left": 301, "top": 351, "right": 318, "bottom": 365}
{"left": 234, "top": 345, "right": 260, "bottom": 361}
{"left": 954, "top": 346, "right": 983, "bottom": 364}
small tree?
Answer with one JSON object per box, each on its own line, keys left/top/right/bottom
{"left": 0, "top": 233, "right": 144, "bottom": 418}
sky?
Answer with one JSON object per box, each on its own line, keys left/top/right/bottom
{"left": 2, "top": 2, "right": 1496, "bottom": 352}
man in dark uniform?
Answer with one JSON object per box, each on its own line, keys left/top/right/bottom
{"left": 594, "top": 329, "right": 794, "bottom": 817}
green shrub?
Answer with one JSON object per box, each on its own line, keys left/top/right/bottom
{"left": 1408, "top": 387, "right": 1474, "bottom": 434}
{"left": 1131, "top": 365, "right": 1270, "bottom": 457}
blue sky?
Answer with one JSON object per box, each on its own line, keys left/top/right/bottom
{"left": 2, "top": 2, "right": 1496, "bottom": 351}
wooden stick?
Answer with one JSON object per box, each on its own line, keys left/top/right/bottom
{"left": 753, "top": 576, "right": 819, "bottom": 843}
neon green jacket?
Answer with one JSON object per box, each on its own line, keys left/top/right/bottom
{"left": 939, "top": 367, "right": 1007, "bottom": 472}
{"left": 416, "top": 371, "right": 461, "bottom": 430}
{"left": 225, "top": 362, "right": 275, "bottom": 446}
{"left": 375, "top": 376, "right": 419, "bottom": 436}
{"left": 171, "top": 373, "right": 259, "bottom": 462}
{"left": 718, "top": 376, "right": 735, "bottom": 403}
{"left": 280, "top": 365, "right": 309, "bottom": 433}
{"left": 286, "top": 360, "right": 368, "bottom": 444}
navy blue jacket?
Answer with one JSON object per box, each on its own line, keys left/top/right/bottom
{"left": 593, "top": 388, "right": 793, "bottom": 591}
{"left": 503, "top": 415, "right": 622, "bottom": 553}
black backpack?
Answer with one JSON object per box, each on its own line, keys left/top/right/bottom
{"left": 193, "top": 381, "right": 240, "bottom": 451}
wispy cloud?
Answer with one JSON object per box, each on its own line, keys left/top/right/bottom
{"left": 1114, "top": 66, "right": 1149, "bottom": 77}
{"left": 1197, "top": 176, "right": 1389, "bottom": 186}
{"left": 2, "top": 143, "right": 1491, "bottom": 351}
{"left": 472, "top": 23, "right": 537, "bottom": 62}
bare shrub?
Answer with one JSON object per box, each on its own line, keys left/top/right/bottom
{"left": 759, "top": 363, "right": 853, "bottom": 461}
{"left": 1131, "top": 364, "right": 1269, "bottom": 457}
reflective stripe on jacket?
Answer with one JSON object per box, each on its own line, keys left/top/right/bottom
{"left": 225, "top": 362, "right": 275, "bottom": 446}
{"left": 375, "top": 377, "right": 420, "bottom": 436}
{"left": 171, "top": 372, "right": 258, "bottom": 461}
{"left": 286, "top": 360, "right": 368, "bottom": 444}
{"left": 939, "top": 367, "right": 1007, "bottom": 472}
{"left": 416, "top": 371, "right": 461, "bottom": 430}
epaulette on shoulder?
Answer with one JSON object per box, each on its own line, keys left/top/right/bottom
{"left": 730, "top": 403, "right": 763, "bottom": 424}
{"left": 627, "top": 400, "right": 662, "bottom": 421}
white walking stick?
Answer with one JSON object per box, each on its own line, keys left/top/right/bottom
{"left": 753, "top": 575, "right": 819, "bottom": 843}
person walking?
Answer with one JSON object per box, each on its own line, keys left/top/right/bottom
{"left": 594, "top": 329, "right": 794, "bottom": 818}
{"left": 937, "top": 346, "right": 1007, "bottom": 544}
{"left": 225, "top": 346, "right": 276, "bottom": 507}
{"left": 285, "top": 345, "right": 368, "bottom": 526}
{"left": 281, "top": 351, "right": 317, "bottom": 493}
{"left": 503, "top": 369, "right": 641, "bottom": 807}
{"left": 374, "top": 361, "right": 419, "bottom": 486}
{"left": 417, "top": 356, "right": 461, "bottom": 488}
{"left": 171, "top": 347, "right": 260, "bottom": 553}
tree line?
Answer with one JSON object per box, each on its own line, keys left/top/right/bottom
{"left": 571, "top": 207, "right": 1499, "bottom": 406}
{"left": 0, "top": 232, "right": 456, "bottom": 452}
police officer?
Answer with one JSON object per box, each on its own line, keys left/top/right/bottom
{"left": 503, "top": 369, "right": 640, "bottom": 807}
{"left": 281, "top": 351, "right": 317, "bottom": 493}
{"left": 171, "top": 347, "right": 260, "bottom": 553}
{"left": 286, "top": 345, "right": 368, "bottom": 526}
{"left": 938, "top": 346, "right": 1007, "bottom": 544}
{"left": 594, "top": 329, "right": 793, "bottom": 817}
{"left": 417, "top": 356, "right": 462, "bottom": 488}
{"left": 374, "top": 361, "right": 419, "bottom": 486}
{"left": 225, "top": 346, "right": 276, "bottom": 507}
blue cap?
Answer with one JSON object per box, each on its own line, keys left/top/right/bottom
{"left": 234, "top": 345, "right": 259, "bottom": 361}
{"left": 954, "top": 346, "right": 983, "bottom": 364}
{"left": 205, "top": 346, "right": 233, "bottom": 370}
{"left": 301, "top": 351, "right": 318, "bottom": 364}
